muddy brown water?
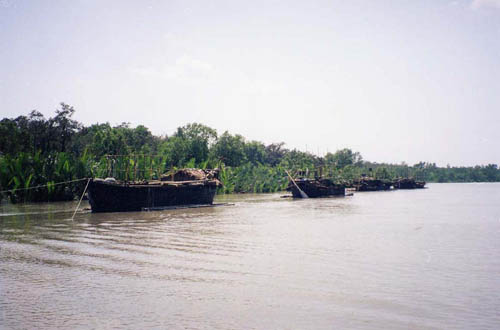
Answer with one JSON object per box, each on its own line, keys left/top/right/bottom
{"left": 1, "top": 183, "right": 500, "bottom": 329}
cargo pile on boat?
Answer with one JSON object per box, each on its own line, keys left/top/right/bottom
{"left": 161, "top": 168, "right": 220, "bottom": 182}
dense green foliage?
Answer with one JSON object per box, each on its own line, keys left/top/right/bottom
{"left": 1, "top": 104, "right": 499, "bottom": 202}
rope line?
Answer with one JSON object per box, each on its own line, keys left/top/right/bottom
{"left": 72, "top": 178, "right": 91, "bottom": 221}
{"left": 0, "top": 178, "right": 89, "bottom": 194}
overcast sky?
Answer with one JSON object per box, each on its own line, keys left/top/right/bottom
{"left": 1, "top": 0, "right": 499, "bottom": 166}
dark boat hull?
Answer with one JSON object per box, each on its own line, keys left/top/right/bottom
{"left": 87, "top": 179, "right": 218, "bottom": 212}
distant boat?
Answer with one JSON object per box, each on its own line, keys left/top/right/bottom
{"left": 87, "top": 169, "right": 221, "bottom": 212}
{"left": 393, "top": 178, "right": 426, "bottom": 189}
{"left": 286, "top": 177, "right": 345, "bottom": 198}
{"left": 352, "top": 177, "right": 392, "bottom": 191}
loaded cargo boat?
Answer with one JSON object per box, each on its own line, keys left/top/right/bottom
{"left": 393, "top": 178, "right": 426, "bottom": 189}
{"left": 87, "top": 169, "right": 221, "bottom": 212}
{"left": 286, "top": 177, "right": 346, "bottom": 198}
{"left": 352, "top": 177, "right": 392, "bottom": 191}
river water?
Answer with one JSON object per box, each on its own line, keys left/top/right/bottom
{"left": 1, "top": 183, "right": 500, "bottom": 330}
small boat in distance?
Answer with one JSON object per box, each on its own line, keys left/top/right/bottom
{"left": 87, "top": 168, "right": 221, "bottom": 212}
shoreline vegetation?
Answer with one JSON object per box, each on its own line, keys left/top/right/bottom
{"left": 1, "top": 103, "right": 499, "bottom": 203}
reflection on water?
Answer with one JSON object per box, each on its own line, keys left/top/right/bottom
{"left": 1, "top": 184, "right": 500, "bottom": 329}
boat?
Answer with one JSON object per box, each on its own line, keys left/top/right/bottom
{"left": 286, "top": 177, "right": 345, "bottom": 198}
{"left": 87, "top": 168, "right": 221, "bottom": 212}
{"left": 352, "top": 177, "right": 392, "bottom": 191}
{"left": 393, "top": 178, "right": 426, "bottom": 189}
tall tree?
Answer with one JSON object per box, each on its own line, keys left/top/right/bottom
{"left": 211, "top": 132, "right": 246, "bottom": 167}
{"left": 325, "top": 148, "right": 363, "bottom": 168}
{"left": 174, "top": 123, "right": 217, "bottom": 162}
{"left": 244, "top": 141, "right": 266, "bottom": 165}
{"left": 264, "top": 142, "right": 287, "bottom": 166}
{"left": 49, "top": 103, "right": 80, "bottom": 152}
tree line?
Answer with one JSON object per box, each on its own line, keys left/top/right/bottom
{"left": 1, "top": 103, "right": 499, "bottom": 202}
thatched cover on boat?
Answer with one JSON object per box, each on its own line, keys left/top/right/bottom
{"left": 161, "top": 168, "right": 220, "bottom": 182}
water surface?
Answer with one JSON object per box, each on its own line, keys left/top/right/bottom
{"left": 1, "top": 183, "right": 500, "bottom": 329}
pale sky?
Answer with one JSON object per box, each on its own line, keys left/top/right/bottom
{"left": 1, "top": 0, "right": 499, "bottom": 166}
